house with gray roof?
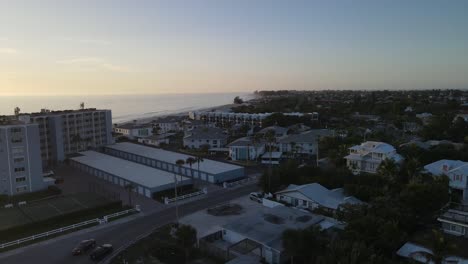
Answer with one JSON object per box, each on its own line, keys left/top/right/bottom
{"left": 424, "top": 160, "right": 468, "bottom": 201}
{"left": 221, "top": 206, "right": 341, "bottom": 264}
{"left": 257, "top": 126, "right": 289, "bottom": 138}
{"left": 278, "top": 129, "right": 334, "bottom": 157}
{"left": 275, "top": 183, "right": 362, "bottom": 212}
{"left": 183, "top": 127, "right": 228, "bottom": 149}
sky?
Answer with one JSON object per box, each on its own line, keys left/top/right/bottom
{"left": 1, "top": 0, "right": 468, "bottom": 96}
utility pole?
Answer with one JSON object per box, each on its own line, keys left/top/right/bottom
{"left": 316, "top": 135, "right": 320, "bottom": 167}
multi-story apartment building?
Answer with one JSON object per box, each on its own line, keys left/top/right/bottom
{"left": 113, "top": 123, "right": 153, "bottom": 140}
{"left": 344, "top": 141, "right": 403, "bottom": 174}
{"left": 189, "top": 111, "right": 317, "bottom": 127}
{"left": 18, "top": 109, "right": 113, "bottom": 167}
{"left": 0, "top": 119, "right": 46, "bottom": 196}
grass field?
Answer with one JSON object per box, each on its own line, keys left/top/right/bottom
{"left": 0, "top": 192, "right": 110, "bottom": 231}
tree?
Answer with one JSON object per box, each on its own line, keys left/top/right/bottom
{"left": 233, "top": 96, "right": 244, "bottom": 104}
{"left": 175, "top": 224, "right": 197, "bottom": 263}
{"left": 377, "top": 158, "right": 400, "bottom": 184}
{"left": 174, "top": 159, "right": 185, "bottom": 224}
{"left": 429, "top": 229, "right": 456, "bottom": 264}
{"left": 264, "top": 130, "right": 277, "bottom": 192}
{"left": 185, "top": 157, "right": 196, "bottom": 187}
{"left": 124, "top": 183, "right": 136, "bottom": 206}
{"left": 194, "top": 155, "right": 204, "bottom": 181}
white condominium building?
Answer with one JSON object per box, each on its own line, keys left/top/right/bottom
{"left": 0, "top": 119, "right": 46, "bottom": 196}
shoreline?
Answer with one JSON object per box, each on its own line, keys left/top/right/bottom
{"left": 118, "top": 103, "right": 238, "bottom": 124}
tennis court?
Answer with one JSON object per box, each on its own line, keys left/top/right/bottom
{"left": 0, "top": 193, "right": 110, "bottom": 231}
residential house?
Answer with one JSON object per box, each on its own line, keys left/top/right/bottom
{"left": 424, "top": 159, "right": 468, "bottom": 201}
{"left": 152, "top": 116, "right": 183, "bottom": 134}
{"left": 113, "top": 122, "right": 153, "bottom": 140}
{"left": 220, "top": 206, "right": 341, "bottom": 264}
{"left": 416, "top": 113, "right": 433, "bottom": 125}
{"left": 183, "top": 127, "right": 228, "bottom": 149}
{"left": 278, "top": 129, "right": 334, "bottom": 157}
{"left": 275, "top": 183, "right": 362, "bottom": 213}
{"left": 344, "top": 141, "right": 403, "bottom": 174}
{"left": 257, "top": 126, "right": 289, "bottom": 138}
{"left": 227, "top": 137, "right": 265, "bottom": 161}
{"left": 137, "top": 133, "right": 175, "bottom": 147}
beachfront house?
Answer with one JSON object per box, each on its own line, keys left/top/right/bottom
{"left": 138, "top": 133, "right": 175, "bottom": 147}
{"left": 113, "top": 122, "right": 153, "bottom": 140}
{"left": 152, "top": 116, "right": 183, "bottom": 134}
{"left": 344, "top": 141, "right": 403, "bottom": 174}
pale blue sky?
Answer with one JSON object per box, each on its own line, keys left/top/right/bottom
{"left": 0, "top": 0, "right": 467, "bottom": 95}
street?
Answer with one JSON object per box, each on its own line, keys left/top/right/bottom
{"left": 0, "top": 184, "right": 258, "bottom": 264}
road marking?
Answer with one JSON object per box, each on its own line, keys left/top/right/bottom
{"left": 48, "top": 203, "right": 63, "bottom": 215}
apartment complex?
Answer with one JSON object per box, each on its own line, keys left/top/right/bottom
{"left": 113, "top": 122, "right": 152, "bottom": 140}
{"left": 18, "top": 108, "right": 113, "bottom": 167}
{"left": 0, "top": 120, "right": 46, "bottom": 196}
{"left": 189, "top": 111, "right": 317, "bottom": 127}
{"left": 344, "top": 141, "right": 403, "bottom": 174}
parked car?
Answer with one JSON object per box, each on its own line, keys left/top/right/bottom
{"left": 89, "top": 244, "right": 113, "bottom": 261}
{"left": 72, "top": 239, "right": 96, "bottom": 255}
{"left": 249, "top": 192, "right": 263, "bottom": 203}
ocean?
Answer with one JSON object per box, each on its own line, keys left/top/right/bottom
{"left": 0, "top": 93, "right": 252, "bottom": 124}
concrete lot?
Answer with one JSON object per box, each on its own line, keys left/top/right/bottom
{"left": 179, "top": 195, "right": 264, "bottom": 238}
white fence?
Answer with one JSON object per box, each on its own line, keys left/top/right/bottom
{"left": 223, "top": 175, "right": 258, "bottom": 188}
{"left": 164, "top": 188, "right": 207, "bottom": 204}
{"left": 0, "top": 208, "right": 139, "bottom": 250}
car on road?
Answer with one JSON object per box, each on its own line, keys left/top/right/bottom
{"left": 89, "top": 244, "right": 113, "bottom": 261}
{"left": 72, "top": 239, "right": 96, "bottom": 255}
{"left": 249, "top": 192, "right": 263, "bottom": 203}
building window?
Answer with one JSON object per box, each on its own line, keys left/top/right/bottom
{"left": 13, "top": 157, "right": 25, "bottom": 163}
{"left": 12, "top": 147, "right": 24, "bottom": 155}
{"left": 15, "top": 177, "right": 26, "bottom": 183}
{"left": 11, "top": 137, "right": 23, "bottom": 143}
{"left": 16, "top": 186, "right": 28, "bottom": 193}
{"left": 14, "top": 167, "right": 25, "bottom": 173}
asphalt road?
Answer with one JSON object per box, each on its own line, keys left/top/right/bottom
{"left": 0, "top": 184, "right": 258, "bottom": 264}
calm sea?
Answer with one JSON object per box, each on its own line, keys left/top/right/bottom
{"left": 0, "top": 93, "right": 252, "bottom": 123}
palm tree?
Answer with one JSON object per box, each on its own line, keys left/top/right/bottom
{"left": 251, "top": 133, "right": 263, "bottom": 162}
{"left": 174, "top": 159, "right": 186, "bottom": 224}
{"left": 429, "top": 229, "right": 456, "bottom": 264}
{"left": 186, "top": 157, "right": 196, "bottom": 187}
{"left": 377, "top": 158, "right": 399, "bottom": 184}
{"left": 124, "top": 183, "right": 136, "bottom": 207}
{"left": 264, "top": 130, "right": 276, "bottom": 192}
{"left": 194, "top": 156, "right": 204, "bottom": 181}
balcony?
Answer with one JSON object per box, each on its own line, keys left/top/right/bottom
{"left": 438, "top": 203, "right": 468, "bottom": 226}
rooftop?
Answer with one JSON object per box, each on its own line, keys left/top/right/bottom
{"left": 222, "top": 206, "right": 334, "bottom": 251}
{"left": 114, "top": 123, "right": 152, "bottom": 129}
{"left": 19, "top": 108, "right": 110, "bottom": 117}
{"left": 275, "top": 183, "right": 362, "bottom": 210}
{"left": 424, "top": 159, "right": 468, "bottom": 176}
{"left": 278, "top": 129, "right": 334, "bottom": 143}
{"left": 184, "top": 127, "right": 227, "bottom": 140}
{"left": 106, "top": 142, "right": 243, "bottom": 174}
{"left": 70, "top": 150, "right": 188, "bottom": 188}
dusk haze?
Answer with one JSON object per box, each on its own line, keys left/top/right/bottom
{"left": 1, "top": 0, "right": 468, "bottom": 95}
{"left": 0, "top": 1, "right": 467, "bottom": 264}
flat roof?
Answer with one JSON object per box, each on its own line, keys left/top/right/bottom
{"left": 106, "top": 142, "right": 243, "bottom": 175}
{"left": 70, "top": 151, "right": 188, "bottom": 188}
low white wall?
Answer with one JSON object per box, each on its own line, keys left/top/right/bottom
{"left": 262, "top": 198, "right": 284, "bottom": 208}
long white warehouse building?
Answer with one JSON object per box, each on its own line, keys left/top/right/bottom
{"left": 69, "top": 150, "right": 191, "bottom": 198}
{"left": 104, "top": 142, "right": 245, "bottom": 183}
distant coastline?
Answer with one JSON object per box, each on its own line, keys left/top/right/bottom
{"left": 0, "top": 92, "right": 253, "bottom": 124}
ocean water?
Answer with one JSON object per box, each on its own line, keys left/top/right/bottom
{"left": 0, "top": 93, "right": 252, "bottom": 123}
